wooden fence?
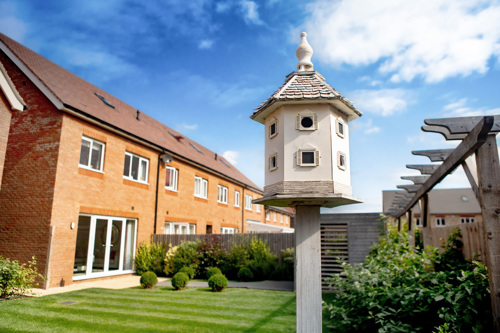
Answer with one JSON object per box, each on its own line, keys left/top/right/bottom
{"left": 151, "top": 233, "right": 295, "bottom": 258}
{"left": 421, "top": 222, "right": 488, "bottom": 264}
{"left": 321, "top": 223, "right": 348, "bottom": 291}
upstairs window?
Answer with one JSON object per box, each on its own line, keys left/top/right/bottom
{"left": 256, "top": 204, "right": 261, "bottom": 213}
{"left": 79, "top": 136, "right": 105, "bottom": 172}
{"left": 273, "top": 212, "right": 277, "bottom": 222}
{"left": 245, "top": 195, "right": 253, "bottom": 211}
{"left": 461, "top": 217, "right": 475, "bottom": 224}
{"left": 123, "top": 152, "right": 149, "bottom": 183}
{"left": 194, "top": 176, "right": 208, "bottom": 199}
{"left": 336, "top": 118, "right": 345, "bottom": 138}
{"left": 218, "top": 185, "right": 228, "bottom": 204}
{"left": 296, "top": 113, "right": 318, "bottom": 131}
{"left": 297, "top": 149, "right": 319, "bottom": 167}
{"left": 436, "top": 217, "right": 446, "bottom": 227}
{"left": 415, "top": 218, "right": 421, "bottom": 227}
{"left": 269, "top": 118, "right": 278, "bottom": 138}
{"left": 266, "top": 211, "right": 270, "bottom": 221}
{"left": 165, "top": 167, "right": 178, "bottom": 191}
{"left": 234, "top": 191, "right": 240, "bottom": 207}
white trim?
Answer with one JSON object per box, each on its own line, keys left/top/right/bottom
{"left": 79, "top": 136, "right": 105, "bottom": 172}
{"left": 165, "top": 166, "right": 178, "bottom": 192}
{"left": 234, "top": 190, "right": 240, "bottom": 207}
{"left": 246, "top": 220, "right": 294, "bottom": 233}
{"left": 269, "top": 153, "right": 278, "bottom": 171}
{"left": 336, "top": 118, "right": 345, "bottom": 138}
{"left": 269, "top": 118, "right": 278, "bottom": 139}
{"left": 218, "top": 185, "right": 228, "bottom": 204}
{"left": 123, "top": 151, "right": 149, "bottom": 184}
{"left": 245, "top": 194, "right": 253, "bottom": 211}
{"left": 338, "top": 151, "right": 347, "bottom": 170}
{"left": 194, "top": 176, "right": 208, "bottom": 199}
{"left": 297, "top": 149, "right": 319, "bottom": 167}
{"left": 0, "top": 65, "right": 24, "bottom": 111}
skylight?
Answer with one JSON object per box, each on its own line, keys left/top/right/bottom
{"left": 168, "top": 132, "right": 183, "bottom": 141}
{"left": 94, "top": 93, "right": 115, "bottom": 109}
{"left": 189, "top": 143, "right": 202, "bottom": 153}
{"left": 220, "top": 158, "right": 231, "bottom": 168}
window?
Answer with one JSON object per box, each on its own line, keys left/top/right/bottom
{"left": 256, "top": 204, "right": 261, "bottom": 213}
{"left": 336, "top": 118, "right": 345, "bottom": 138}
{"left": 79, "top": 136, "right": 105, "bottom": 172}
{"left": 338, "top": 152, "right": 347, "bottom": 170}
{"left": 415, "top": 218, "right": 421, "bottom": 227}
{"left": 218, "top": 185, "right": 228, "bottom": 204}
{"left": 269, "top": 118, "right": 278, "bottom": 138}
{"left": 297, "top": 149, "right": 319, "bottom": 166}
{"left": 194, "top": 176, "right": 208, "bottom": 199}
{"left": 280, "top": 214, "right": 283, "bottom": 224}
{"left": 165, "top": 167, "right": 178, "bottom": 191}
{"left": 221, "top": 227, "right": 237, "bottom": 234}
{"left": 269, "top": 153, "right": 278, "bottom": 171}
{"left": 234, "top": 191, "right": 240, "bottom": 207}
{"left": 436, "top": 218, "right": 446, "bottom": 226}
{"left": 266, "top": 211, "right": 270, "bottom": 221}
{"left": 190, "top": 143, "right": 202, "bottom": 153}
{"left": 461, "top": 217, "right": 475, "bottom": 224}
{"left": 296, "top": 113, "right": 318, "bottom": 131}
{"left": 164, "top": 222, "right": 196, "bottom": 234}
{"left": 123, "top": 152, "right": 149, "bottom": 183}
{"left": 285, "top": 216, "right": 288, "bottom": 225}
{"left": 273, "top": 212, "right": 277, "bottom": 222}
{"left": 245, "top": 195, "right": 253, "bottom": 210}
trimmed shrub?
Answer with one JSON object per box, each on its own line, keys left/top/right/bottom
{"left": 206, "top": 267, "right": 222, "bottom": 279}
{"left": 173, "top": 241, "right": 200, "bottom": 274}
{"left": 0, "top": 256, "right": 42, "bottom": 297}
{"left": 249, "top": 260, "right": 275, "bottom": 281}
{"left": 208, "top": 273, "right": 228, "bottom": 292}
{"left": 179, "top": 266, "right": 195, "bottom": 280}
{"left": 237, "top": 267, "right": 254, "bottom": 281}
{"left": 163, "top": 244, "right": 178, "bottom": 277}
{"left": 171, "top": 272, "right": 189, "bottom": 290}
{"left": 196, "top": 238, "right": 227, "bottom": 278}
{"left": 140, "top": 271, "right": 158, "bottom": 289}
{"left": 134, "top": 242, "right": 167, "bottom": 276}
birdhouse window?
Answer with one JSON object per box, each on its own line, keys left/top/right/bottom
{"left": 336, "top": 118, "right": 345, "bottom": 138}
{"left": 269, "top": 119, "right": 278, "bottom": 138}
{"left": 296, "top": 113, "right": 318, "bottom": 131}
{"left": 269, "top": 153, "right": 278, "bottom": 171}
{"left": 338, "top": 151, "right": 347, "bottom": 170}
{"left": 297, "top": 149, "right": 319, "bottom": 166}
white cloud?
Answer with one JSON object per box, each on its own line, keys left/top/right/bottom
{"left": 223, "top": 150, "right": 239, "bottom": 165}
{"left": 0, "top": 2, "right": 28, "bottom": 42}
{"left": 177, "top": 124, "right": 198, "bottom": 131}
{"left": 216, "top": 1, "right": 232, "bottom": 13}
{"left": 443, "top": 98, "right": 500, "bottom": 117}
{"left": 240, "top": 1, "right": 264, "bottom": 25}
{"left": 348, "top": 89, "right": 413, "bottom": 117}
{"left": 304, "top": 0, "right": 500, "bottom": 83}
{"left": 198, "top": 39, "right": 215, "bottom": 50}
{"left": 351, "top": 118, "right": 381, "bottom": 134}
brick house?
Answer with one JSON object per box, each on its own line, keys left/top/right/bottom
{"left": 0, "top": 33, "right": 268, "bottom": 288}
{"left": 246, "top": 206, "right": 295, "bottom": 233}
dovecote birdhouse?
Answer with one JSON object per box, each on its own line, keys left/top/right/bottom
{"left": 251, "top": 32, "right": 363, "bottom": 208}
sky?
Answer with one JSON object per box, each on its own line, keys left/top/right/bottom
{"left": 1, "top": 0, "right": 500, "bottom": 213}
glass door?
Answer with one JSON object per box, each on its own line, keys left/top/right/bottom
{"left": 92, "top": 219, "right": 109, "bottom": 272}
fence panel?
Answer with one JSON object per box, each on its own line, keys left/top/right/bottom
{"left": 320, "top": 223, "right": 348, "bottom": 291}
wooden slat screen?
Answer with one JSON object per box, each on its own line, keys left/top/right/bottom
{"left": 320, "top": 223, "right": 348, "bottom": 291}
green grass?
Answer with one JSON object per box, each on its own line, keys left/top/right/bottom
{"left": 0, "top": 287, "right": 296, "bottom": 332}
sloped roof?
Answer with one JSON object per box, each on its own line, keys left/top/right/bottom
{"left": 0, "top": 33, "right": 261, "bottom": 192}
{"left": 251, "top": 70, "right": 362, "bottom": 124}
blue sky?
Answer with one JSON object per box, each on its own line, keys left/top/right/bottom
{"left": 2, "top": 0, "right": 500, "bottom": 213}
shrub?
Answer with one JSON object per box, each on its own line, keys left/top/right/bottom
{"left": 208, "top": 273, "right": 228, "bottom": 292}
{"left": 179, "top": 266, "right": 195, "bottom": 280}
{"left": 171, "top": 272, "right": 189, "bottom": 290}
{"left": 249, "top": 260, "right": 276, "bottom": 281}
{"left": 163, "top": 244, "right": 178, "bottom": 276}
{"left": 0, "top": 256, "right": 42, "bottom": 297}
{"left": 222, "top": 243, "right": 251, "bottom": 280}
{"left": 237, "top": 267, "right": 254, "bottom": 281}
{"left": 206, "top": 267, "right": 222, "bottom": 279}
{"left": 140, "top": 271, "right": 158, "bottom": 289}
{"left": 196, "top": 237, "right": 227, "bottom": 278}
{"left": 173, "top": 241, "right": 200, "bottom": 274}
{"left": 271, "top": 248, "right": 294, "bottom": 281}
{"left": 134, "top": 242, "right": 167, "bottom": 276}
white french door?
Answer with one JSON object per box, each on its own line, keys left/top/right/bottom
{"left": 73, "top": 214, "right": 137, "bottom": 280}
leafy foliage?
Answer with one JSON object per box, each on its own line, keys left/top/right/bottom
{"left": 0, "top": 256, "right": 42, "bottom": 297}
{"left": 196, "top": 237, "right": 227, "bottom": 278}
{"left": 208, "top": 273, "right": 228, "bottom": 292}
{"left": 163, "top": 244, "right": 178, "bottom": 276}
{"left": 206, "top": 267, "right": 222, "bottom": 279}
{"left": 134, "top": 242, "right": 167, "bottom": 276}
{"left": 172, "top": 240, "right": 200, "bottom": 274}
{"left": 171, "top": 272, "right": 189, "bottom": 290}
{"left": 140, "top": 271, "right": 158, "bottom": 289}
{"left": 178, "top": 266, "right": 195, "bottom": 280}
{"left": 323, "top": 219, "right": 492, "bottom": 332}
{"left": 237, "top": 267, "right": 254, "bottom": 281}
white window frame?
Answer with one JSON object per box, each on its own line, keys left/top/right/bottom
{"left": 234, "top": 191, "right": 240, "bottom": 207}
{"left": 269, "top": 118, "right": 278, "bottom": 139}
{"left": 164, "top": 222, "right": 196, "bottom": 235}
{"left": 218, "top": 185, "right": 228, "bottom": 204}
{"left": 273, "top": 211, "right": 277, "bottom": 222}
{"left": 460, "top": 217, "right": 475, "bottom": 224}
{"left": 296, "top": 112, "right": 318, "bottom": 131}
{"left": 269, "top": 153, "right": 278, "bottom": 171}
{"left": 256, "top": 204, "right": 261, "bottom": 213}
{"left": 245, "top": 195, "right": 253, "bottom": 211}
{"left": 194, "top": 176, "right": 208, "bottom": 199}
{"left": 165, "top": 166, "right": 178, "bottom": 192}
{"left": 221, "top": 227, "right": 237, "bottom": 234}
{"left": 336, "top": 118, "right": 345, "bottom": 138}
{"left": 338, "top": 151, "right": 347, "bottom": 170}
{"left": 79, "top": 136, "right": 105, "bottom": 172}
{"left": 266, "top": 211, "right": 270, "bottom": 221}
{"left": 297, "top": 149, "right": 319, "bottom": 167}
{"left": 285, "top": 216, "right": 288, "bottom": 225}
{"left": 436, "top": 217, "right": 446, "bottom": 227}
{"left": 123, "top": 151, "right": 149, "bottom": 183}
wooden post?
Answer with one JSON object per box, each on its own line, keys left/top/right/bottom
{"left": 476, "top": 134, "right": 500, "bottom": 331}
{"left": 295, "top": 205, "right": 322, "bottom": 333}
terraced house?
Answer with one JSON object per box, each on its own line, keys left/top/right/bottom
{"left": 0, "top": 33, "right": 275, "bottom": 288}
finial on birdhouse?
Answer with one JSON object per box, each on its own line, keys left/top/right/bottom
{"left": 296, "top": 32, "right": 314, "bottom": 71}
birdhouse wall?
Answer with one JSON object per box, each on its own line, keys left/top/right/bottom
{"left": 264, "top": 107, "right": 285, "bottom": 187}
{"left": 329, "top": 110, "right": 352, "bottom": 195}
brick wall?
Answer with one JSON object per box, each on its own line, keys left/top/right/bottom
{"left": 0, "top": 92, "right": 12, "bottom": 190}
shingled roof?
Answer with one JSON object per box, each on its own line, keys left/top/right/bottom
{"left": 251, "top": 70, "right": 362, "bottom": 124}
{"left": 0, "top": 33, "right": 261, "bottom": 192}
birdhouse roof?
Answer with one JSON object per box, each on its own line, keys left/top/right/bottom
{"left": 251, "top": 70, "right": 362, "bottom": 124}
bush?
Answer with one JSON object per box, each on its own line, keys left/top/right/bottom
{"left": 222, "top": 243, "right": 251, "bottom": 280}
{"left": 237, "top": 267, "right": 254, "bottom": 281}
{"left": 0, "top": 256, "right": 42, "bottom": 297}
{"left": 163, "top": 244, "right": 178, "bottom": 276}
{"left": 196, "top": 237, "right": 227, "bottom": 278}
{"left": 208, "top": 273, "right": 228, "bottom": 292}
{"left": 249, "top": 260, "right": 275, "bottom": 281}
{"left": 179, "top": 266, "right": 195, "bottom": 280}
{"left": 323, "top": 218, "right": 492, "bottom": 332}
{"left": 134, "top": 242, "right": 167, "bottom": 276}
{"left": 140, "top": 271, "right": 158, "bottom": 289}
{"left": 171, "top": 272, "right": 189, "bottom": 290}
{"left": 271, "top": 248, "right": 294, "bottom": 281}
{"left": 206, "top": 267, "right": 222, "bottom": 279}
{"left": 173, "top": 241, "right": 200, "bottom": 274}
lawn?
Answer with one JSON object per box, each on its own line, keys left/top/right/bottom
{"left": 0, "top": 287, "right": 297, "bottom": 332}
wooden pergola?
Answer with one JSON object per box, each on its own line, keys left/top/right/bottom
{"left": 387, "top": 115, "right": 500, "bottom": 331}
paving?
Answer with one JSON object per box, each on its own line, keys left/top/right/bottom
{"left": 32, "top": 275, "right": 294, "bottom": 297}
